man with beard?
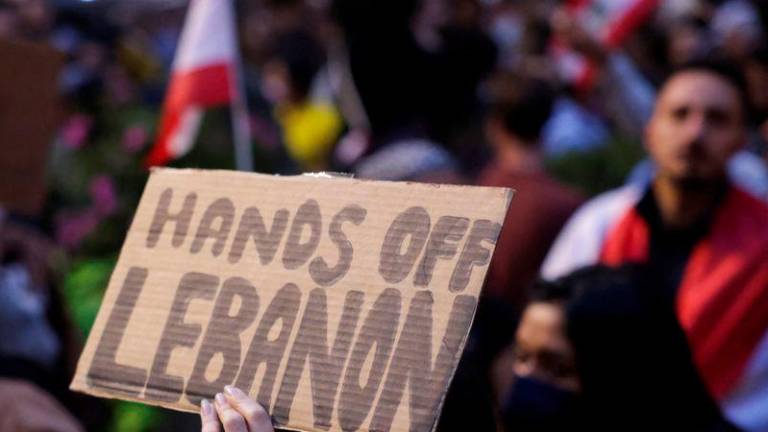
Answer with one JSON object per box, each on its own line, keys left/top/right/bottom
{"left": 542, "top": 59, "right": 768, "bottom": 431}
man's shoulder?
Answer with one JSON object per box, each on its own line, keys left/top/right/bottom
{"left": 567, "top": 184, "right": 643, "bottom": 229}
{"left": 477, "top": 166, "right": 584, "bottom": 208}
{"left": 725, "top": 187, "right": 768, "bottom": 243}
{"left": 540, "top": 184, "right": 643, "bottom": 280}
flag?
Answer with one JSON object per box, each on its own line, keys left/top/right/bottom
{"left": 552, "top": 0, "right": 659, "bottom": 91}
{"left": 146, "top": 0, "right": 244, "bottom": 166}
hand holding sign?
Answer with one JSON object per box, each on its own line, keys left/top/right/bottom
{"left": 71, "top": 169, "right": 512, "bottom": 432}
{"left": 201, "top": 387, "right": 274, "bottom": 432}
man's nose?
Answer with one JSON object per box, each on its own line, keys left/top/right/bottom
{"left": 684, "top": 114, "right": 708, "bottom": 143}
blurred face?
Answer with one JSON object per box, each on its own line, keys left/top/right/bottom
{"left": 667, "top": 25, "right": 705, "bottom": 66}
{"left": 513, "top": 302, "right": 579, "bottom": 392}
{"left": 260, "top": 59, "right": 291, "bottom": 105}
{"left": 645, "top": 71, "right": 746, "bottom": 185}
{"left": 17, "top": 0, "right": 52, "bottom": 33}
{"left": 0, "top": 9, "right": 18, "bottom": 38}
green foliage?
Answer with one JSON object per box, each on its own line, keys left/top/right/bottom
{"left": 545, "top": 136, "right": 646, "bottom": 197}
{"left": 63, "top": 257, "right": 115, "bottom": 337}
{"left": 62, "top": 257, "right": 167, "bottom": 432}
{"left": 111, "top": 401, "right": 162, "bottom": 432}
{"left": 168, "top": 107, "right": 278, "bottom": 173}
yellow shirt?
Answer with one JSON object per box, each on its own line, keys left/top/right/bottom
{"left": 276, "top": 102, "right": 343, "bottom": 171}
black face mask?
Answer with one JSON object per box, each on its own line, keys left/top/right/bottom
{"left": 501, "top": 375, "right": 582, "bottom": 431}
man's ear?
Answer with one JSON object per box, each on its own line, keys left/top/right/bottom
{"left": 642, "top": 115, "right": 656, "bottom": 154}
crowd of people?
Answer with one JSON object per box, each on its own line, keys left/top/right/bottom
{"left": 1, "top": 0, "right": 768, "bottom": 430}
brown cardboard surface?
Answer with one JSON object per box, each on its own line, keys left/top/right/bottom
{"left": 71, "top": 168, "right": 512, "bottom": 432}
{"left": 0, "top": 39, "right": 63, "bottom": 216}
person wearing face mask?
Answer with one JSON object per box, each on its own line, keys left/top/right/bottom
{"left": 541, "top": 59, "right": 768, "bottom": 430}
{"left": 196, "top": 264, "right": 737, "bottom": 432}
{"left": 499, "top": 265, "right": 739, "bottom": 431}
{"left": 497, "top": 278, "right": 583, "bottom": 431}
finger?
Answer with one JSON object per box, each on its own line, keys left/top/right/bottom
{"left": 224, "top": 386, "right": 275, "bottom": 432}
{"left": 214, "top": 392, "right": 248, "bottom": 432}
{"left": 200, "top": 399, "right": 221, "bottom": 432}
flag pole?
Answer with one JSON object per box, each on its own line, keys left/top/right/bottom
{"left": 229, "top": 0, "right": 253, "bottom": 172}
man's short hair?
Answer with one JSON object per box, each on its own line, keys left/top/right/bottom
{"left": 488, "top": 74, "right": 555, "bottom": 144}
{"left": 662, "top": 57, "right": 750, "bottom": 122}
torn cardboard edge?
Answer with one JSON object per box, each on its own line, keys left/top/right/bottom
{"left": 71, "top": 168, "right": 513, "bottom": 432}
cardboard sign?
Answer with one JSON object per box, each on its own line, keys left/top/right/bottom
{"left": 71, "top": 168, "right": 512, "bottom": 432}
{"left": 0, "top": 39, "right": 63, "bottom": 216}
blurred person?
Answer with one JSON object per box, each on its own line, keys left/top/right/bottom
{"left": 331, "top": 0, "right": 495, "bottom": 174}
{"left": 417, "top": 0, "right": 497, "bottom": 150}
{"left": 537, "top": 12, "right": 613, "bottom": 156}
{"left": 627, "top": 149, "right": 768, "bottom": 201}
{"left": 0, "top": 379, "right": 83, "bottom": 432}
{"left": 549, "top": 3, "right": 656, "bottom": 139}
{"left": 540, "top": 93, "right": 611, "bottom": 156}
{"left": 496, "top": 265, "right": 738, "bottom": 431}
{"left": 13, "top": 0, "right": 53, "bottom": 41}
{"left": 664, "top": 15, "right": 712, "bottom": 67}
{"left": 711, "top": 0, "right": 764, "bottom": 61}
{"left": 262, "top": 30, "right": 343, "bottom": 171}
{"left": 477, "top": 74, "right": 583, "bottom": 309}
{"left": 60, "top": 38, "right": 110, "bottom": 100}
{"left": 657, "top": 0, "right": 710, "bottom": 23}
{"left": 542, "top": 59, "right": 768, "bottom": 430}
{"left": 501, "top": 6, "right": 611, "bottom": 158}
{"left": 494, "top": 276, "right": 582, "bottom": 431}
{"left": 0, "top": 3, "right": 18, "bottom": 39}
{"left": 0, "top": 216, "right": 109, "bottom": 431}
{"left": 553, "top": 8, "right": 768, "bottom": 198}
{"left": 486, "top": 1, "right": 525, "bottom": 69}
{"left": 353, "top": 136, "right": 462, "bottom": 183}
{"left": 526, "top": 4, "right": 643, "bottom": 157}
{"left": 330, "top": 0, "right": 427, "bottom": 146}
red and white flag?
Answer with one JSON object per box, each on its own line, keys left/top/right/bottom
{"left": 146, "top": 0, "right": 247, "bottom": 167}
{"left": 552, "top": 0, "right": 659, "bottom": 91}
